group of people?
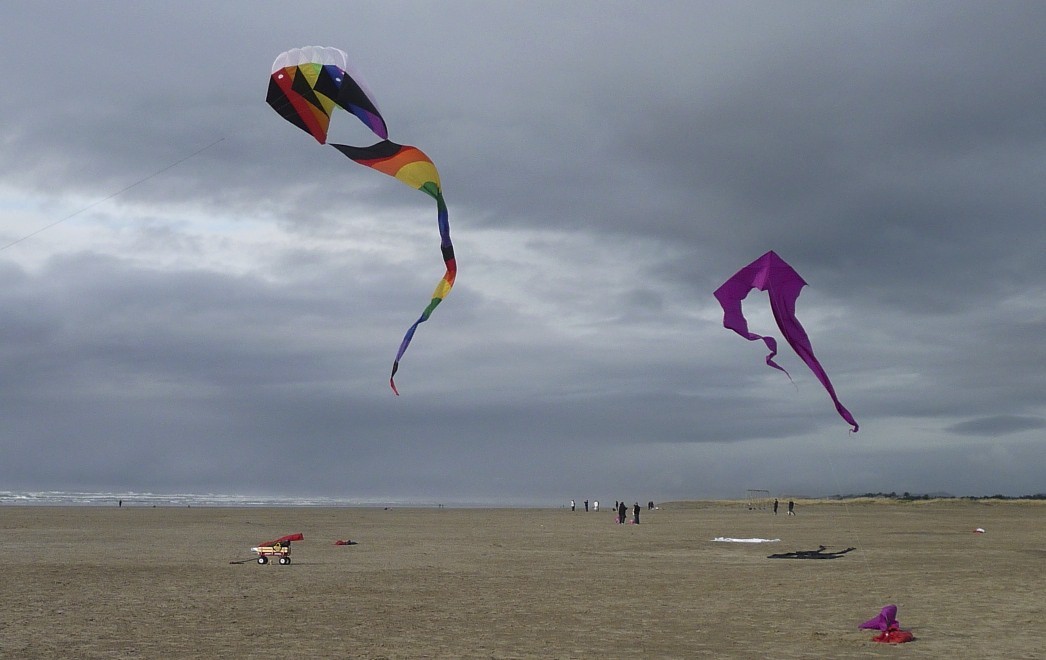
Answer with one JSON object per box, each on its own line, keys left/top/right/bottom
{"left": 772, "top": 498, "right": 796, "bottom": 515}
{"left": 615, "top": 500, "right": 641, "bottom": 524}
{"left": 570, "top": 499, "right": 647, "bottom": 524}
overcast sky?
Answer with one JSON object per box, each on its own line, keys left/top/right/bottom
{"left": 2, "top": 2, "right": 1043, "bottom": 504}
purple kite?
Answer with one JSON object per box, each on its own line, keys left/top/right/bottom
{"left": 859, "top": 605, "right": 898, "bottom": 632}
{"left": 713, "top": 250, "right": 858, "bottom": 432}
{"left": 859, "top": 604, "right": 914, "bottom": 643}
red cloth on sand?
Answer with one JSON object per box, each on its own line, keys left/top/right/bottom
{"left": 872, "top": 626, "right": 914, "bottom": 644}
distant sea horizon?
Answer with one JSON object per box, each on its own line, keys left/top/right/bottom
{"left": 0, "top": 490, "right": 558, "bottom": 508}
{"left": 6, "top": 490, "right": 1037, "bottom": 508}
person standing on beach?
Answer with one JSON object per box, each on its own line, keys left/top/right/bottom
{"left": 773, "top": 499, "right": 778, "bottom": 515}
{"left": 633, "top": 502, "right": 640, "bottom": 524}
{"left": 584, "top": 500, "right": 589, "bottom": 512}
{"left": 618, "top": 500, "right": 627, "bottom": 524}
{"left": 787, "top": 500, "right": 795, "bottom": 515}
{"left": 571, "top": 499, "right": 575, "bottom": 511}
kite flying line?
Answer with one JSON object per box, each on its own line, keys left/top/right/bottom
{"left": 0, "top": 136, "right": 225, "bottom": 253}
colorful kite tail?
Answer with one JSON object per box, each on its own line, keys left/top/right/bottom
{"left": 389, "top": 200, "right": 455, "bottom": 395}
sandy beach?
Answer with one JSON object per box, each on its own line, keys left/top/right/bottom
{"left": 2, "top": 500, "right": 1043, "bottom": 658}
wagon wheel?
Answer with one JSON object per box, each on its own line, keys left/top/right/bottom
{"left": 279, "top": 556, "right": 290, "bottom": 565}
{"left": 257, "top": 556, "right": 268, "bottom": 564}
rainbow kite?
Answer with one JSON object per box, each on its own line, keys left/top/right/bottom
{"left": 266, "top": 46, "right": 455, "bottom": 394}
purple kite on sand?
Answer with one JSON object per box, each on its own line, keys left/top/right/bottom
{"left": 713, "top": 250, "right": 858, "bottom": 432}
{"left": 859, "top": 604, "right": 898, "bottom": 631}
{"left": 859, "top": 604, "right": 914, "bottom": 643}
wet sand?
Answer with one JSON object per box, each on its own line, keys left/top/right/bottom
{"left": 2, "top": 499, "right": 1043, "bottom": 658}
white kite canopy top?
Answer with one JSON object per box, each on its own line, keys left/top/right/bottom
{"left": 271, "top": 46, "right": 350, "bottom": 73}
